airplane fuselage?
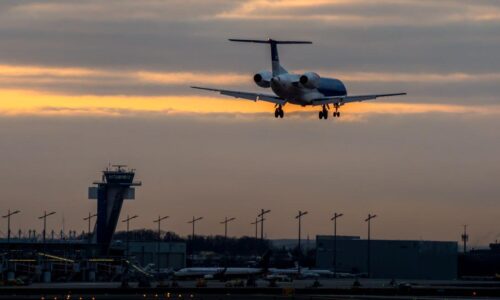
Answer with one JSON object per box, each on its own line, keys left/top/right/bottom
{"left": 269, "top": 73, "right": 347, "bottom": 106}
{"left": 174, "top": 267, "right": 262, "bottom": 279}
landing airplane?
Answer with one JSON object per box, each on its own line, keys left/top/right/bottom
{"left": 192, "top": 39, "right": 406, "bottom": 119}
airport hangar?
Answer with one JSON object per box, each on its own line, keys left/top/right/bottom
{"left": 316, "top": 235, "right": 458, "bottom": 280}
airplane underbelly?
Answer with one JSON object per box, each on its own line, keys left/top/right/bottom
{"left": 272, "top": 83, "right": 311, "bottom": 106}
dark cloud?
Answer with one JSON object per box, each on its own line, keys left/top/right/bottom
{"left": 0, "top": 0, "right": 499, "bottom": 105}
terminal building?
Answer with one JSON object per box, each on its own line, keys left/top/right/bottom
{"left": 316, "top": 235, "right": 458, "bottom": 279}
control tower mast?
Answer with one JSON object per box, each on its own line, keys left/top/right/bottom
{"left": 88, "top": 165, "right": 141, "bottom": 255}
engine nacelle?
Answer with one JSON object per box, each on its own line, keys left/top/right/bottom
{"left": 253, "top": 71, "right": 272, "bottom": 88}
{"left": 299, "top": 72, "right": 321, "bottom": 89}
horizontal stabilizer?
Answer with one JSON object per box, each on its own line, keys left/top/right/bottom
{"left": 229, "top": 38, "right": 312, "bottom": 44}
{"left": 229, "top": 38, "right": 311, "bottom": 76}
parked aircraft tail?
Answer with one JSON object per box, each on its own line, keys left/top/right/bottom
{"left": 259, "top": 250, "right": 272, "bottom": 272}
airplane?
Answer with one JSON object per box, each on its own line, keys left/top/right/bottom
{"left": 174, "top": 266, "right": 263, "bottom": 280}
{"left": 268, "top": 267, "right": 336, "bottom": 279}
{"left": 191, "top": 38, "right": 406, "bottom": 119}
{"left": 174, "top": 251, "right": 271, "bottom": 280}
{"left": 143, "top": 263, "right": 174, "bottom": 277}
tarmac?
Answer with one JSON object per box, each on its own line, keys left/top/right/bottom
{"left": 0, "top": 279, "right": 499, "bottom": 299}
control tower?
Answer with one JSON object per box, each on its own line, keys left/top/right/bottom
{"left": 88, "top": 165, "right": 141, "bottom": 255}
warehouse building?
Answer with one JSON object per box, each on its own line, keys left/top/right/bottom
{"left": 316, "top": 235, "right": 457, "bottom": 279}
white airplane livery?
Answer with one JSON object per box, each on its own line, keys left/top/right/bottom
{"left": 192, "top": 38, "right": 406, "bottom": 120}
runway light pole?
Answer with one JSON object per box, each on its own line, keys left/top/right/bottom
{"left": 295, "top": 210, "right": 308, "bottom": 273}
{"left": 221, "top": 217, "right": 236, "bottom": 266}
{"left": 39, "top": 211, "right": 56, "bottom": 246}
{"left": 220, "top": 217, "right": 236, "bottom": 243}
{"left": 3, "top": 209, "right": 20, "bottom": 245}
{"left": 121, "top": 214, "right": 138, "bottom": 258}
{"left": 154, "top": 215, "right": 169, "bottom": 274}
{"left": 365, "top": 214, "right": 377, "bottom": 278}
{"left": 38, "top": 211, "right": 55, "bottom": 273}
{"left": 83, "top": 212, "right": 97, "bottom": 245}
{"left": 250, "top": 218, "right": 260, "bottom": 239}
{"left": 331, "top": 212, "right": 343, "bottom": 277}
{"left": 120, "top": 214, "right": 137, "bottom": 288}
{"left": 188, "top": 216, "right": 203, "bottom": 240}
{"left": 258, "top": 209, "right": 271, "bottom": 241}
{"left": 188, "top": 216, "right": 203, "bottom": 263}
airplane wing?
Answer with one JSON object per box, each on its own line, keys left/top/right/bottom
{"left": 191, "top": 86, "right": 286, "bottom": 105}
{"left": 312, "top": 92, "right": 406, "bottom": 106}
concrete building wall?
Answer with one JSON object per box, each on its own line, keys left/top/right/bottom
{"left": 129, "top": 241, "right": 186, "bottom": 269}
{"left": 316, "top": 235, "right": 457, "bottom": 279}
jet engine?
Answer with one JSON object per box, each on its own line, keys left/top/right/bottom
{"left": 253, "top": 71, "right": 272, "bottom": 88}
{"left": 299, "top": 72, "right": 321, "bottom": 89}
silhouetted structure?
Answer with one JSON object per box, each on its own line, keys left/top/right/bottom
{"left": 459, "top": 243, "right": 500, "bottom": 277}
{"left": 88, "top": 165, "right": 141, "bottom": 255}
{"left": 316, "top": 235, "right": 457, "bottom": 279}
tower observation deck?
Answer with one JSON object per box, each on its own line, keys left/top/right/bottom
{"left": 88, "top": 165, "right": 141, "bottom": 255}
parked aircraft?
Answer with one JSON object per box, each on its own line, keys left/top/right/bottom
{"left": 173, "top": 252, "right": 271, "bottom": 280}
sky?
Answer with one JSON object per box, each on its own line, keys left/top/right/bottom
{"left": 1, "top": 0, "right": 500, "bottom": 246}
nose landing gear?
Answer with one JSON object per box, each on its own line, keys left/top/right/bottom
{"left": 274, "top": 105, "right": 284, "bottom": 118}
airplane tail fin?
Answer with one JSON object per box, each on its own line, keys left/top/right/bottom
{"left": 229, "top": 39, "right": 312, "bottom": 76}
{"left": 259, "top": 250, "right": 272, "bottom": 272}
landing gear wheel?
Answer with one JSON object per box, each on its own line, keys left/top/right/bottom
{"left": 320, "top": 105, "right": 329, "bottom": 120}
{"left": 337, "top": 112, "right": 341, "bottom": 117}
{"left": 275, "top": 106, "right": 284, "bottom": 119}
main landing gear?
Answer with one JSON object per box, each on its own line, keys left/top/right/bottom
{"left": 333, "top": 104, "right": 341, "bottom": 118}
{"left": 319, "top": 104, "right": 341, "bottom": 120}
{"left": 319, "top": 105, "right": 329, "bottom": 120}
{"left": 274, "top": 105, "right": 284, "bottom": 118}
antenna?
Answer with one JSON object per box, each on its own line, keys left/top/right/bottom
{"left": 112, "top": 164, "right": 128, "bottom": 171}
{"left": 461, "top": 225, "right": 469, "bottom": 254}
